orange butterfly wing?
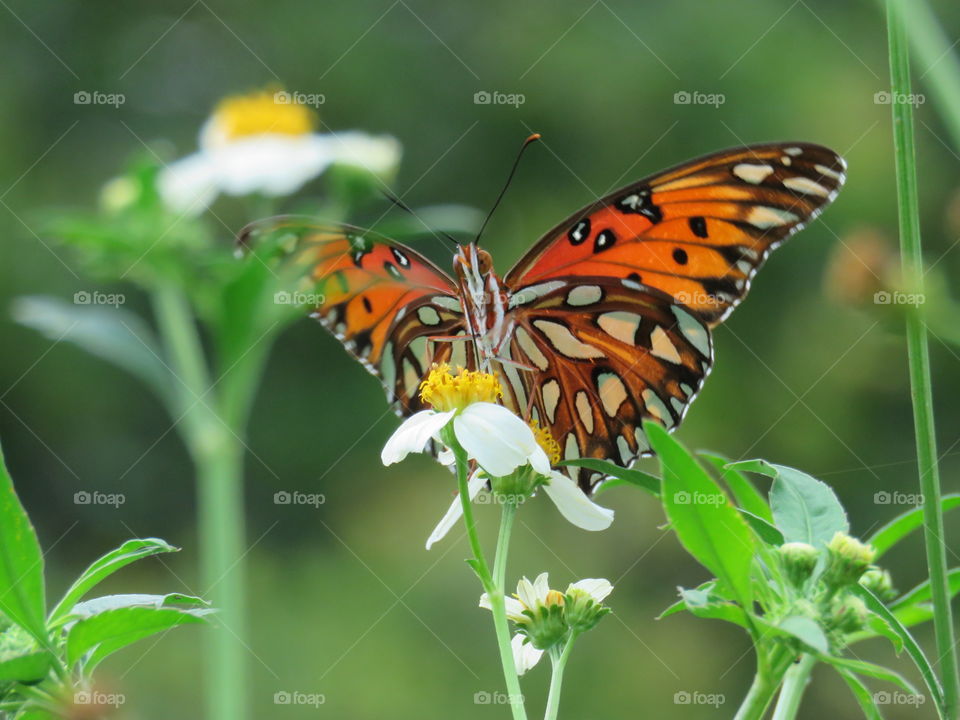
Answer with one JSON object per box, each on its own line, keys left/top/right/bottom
{"left": 505, "top": 143, "right": 846, "bottom": 323}
{"left": 501, "top": 143, "right": 845, "bottom": 489}
{"left": 241, "top": 218, "right": 473, "bottom": 413}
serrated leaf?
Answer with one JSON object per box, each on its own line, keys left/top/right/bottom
{"left": 646, "top": 422, "right": 756, "bottom": 617}
{"left": 48, "top": 538, "right": 178, "bottom": 626}
{"left": 728, "top": 459, "right": 848, "bottom": 546}
{"left": 67, "top": 606, "right": 211, "bottom": 672}
{"left": 851, "top": 585, "right": 945, "bottom": 715}
{"left": 0, "top": 444, "right": 48, "bottom": 646}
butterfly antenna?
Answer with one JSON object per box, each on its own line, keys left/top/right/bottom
{"left": 380, "top": 190, "right": 460, "bottom": 249}
{"left": 475, "top": 133, "right": 541, "bottom": 246}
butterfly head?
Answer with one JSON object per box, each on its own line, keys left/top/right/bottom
{"left": 453, "top": 243, "right": 494, "bottom": 289}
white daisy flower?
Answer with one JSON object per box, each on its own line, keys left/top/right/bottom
{"left": 158, "top": 88, "right": 401, "bottom": 214}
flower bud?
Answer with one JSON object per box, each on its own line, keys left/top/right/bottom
{"left": 564, "top": 587, "right": 611, "bottom": 633}
{"left": 859, "top": 568, "right": 897, "bottom": 602}
{"left": 829, "top": 595, "right": 869, "bottom": 635}
{"left": 823, "top": 532, "right": 876, "bottom": 589}
{"left": 778, "top": 542, "right": 820, "bottom": 588}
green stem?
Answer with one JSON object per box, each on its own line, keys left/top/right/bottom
{"left": 152, "top": 284, "right": 248, "bottom": 720}
{"left": 771, "top": 654, "right": 815, "bottom": 720}
{"left": 447, "top": 438, "right": 526, "bottom": 720}
{"left": 886, "top": 5, "right": 960, "bottom": 718}
{"left": 543, "top": 632, "right": 577, "bottom": 720}
{"left": 493, "top": 499, "right": 516, "bottom": 592}
{"left": 734, "top": 646, "right": 795, "bottom": 720}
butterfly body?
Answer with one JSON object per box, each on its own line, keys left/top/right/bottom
{"left": 245, "top": 142, "right": 846, "bottom": 491}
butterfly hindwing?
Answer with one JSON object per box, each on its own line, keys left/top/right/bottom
{"left": 240, "top": 218, "right": 469, "bottom": 412}
{"left": 505, "top": 143, "right": 846, "bottom": 324}
{"left": 500, "top": 277, "right": 712, "bottom": 491}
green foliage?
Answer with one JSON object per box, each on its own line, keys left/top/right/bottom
{"left": 0, "top": 444, "right": 210, "bottom": 717}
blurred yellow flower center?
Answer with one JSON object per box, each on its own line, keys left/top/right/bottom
{"left": 208, "top": 89, "right": 316, "bottom": 142}
{"left": 529, "top": 420, "right": 561, "bottom": 465}
{"left": 419, "top": 363, "right": 502, "bottom": 412}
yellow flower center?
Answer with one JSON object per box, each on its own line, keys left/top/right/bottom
{"left": 529, "top": 420, "right": 561, "bottom": 465}
{"left": 208, "top": 88, "right": 316, "bottom": 143}
{"left": 419, "top": 363, "right": 502, "bottom": 412}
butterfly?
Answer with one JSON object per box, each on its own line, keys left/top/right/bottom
{"left": 242, "top": 142, "right": 845, "bottom": 492}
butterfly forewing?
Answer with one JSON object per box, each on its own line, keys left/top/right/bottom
{"left": 241, "top": 218, "right": 469, "bottom": 413}
{"left": 505, "top": 143, "right": 846, "bottom": 324}
{"left": 501, "top": 277, "right": 712, "bottom": 491}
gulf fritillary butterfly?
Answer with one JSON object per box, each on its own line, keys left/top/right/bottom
{"left": 243, "top": 142, "right": 845, "bottom": 491}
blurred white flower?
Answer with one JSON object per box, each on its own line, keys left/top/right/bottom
{"left": 158, "top": 88, "right": 401, "bottom": 214}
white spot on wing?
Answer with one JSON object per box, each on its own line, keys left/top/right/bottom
{"left": 575, "top": 391, "right": 594, "bottom": 433}
{"left": 650, "top": 326, "right": 682, "bottom": 364}
{"left": 542, "top": 379, "right": 561, "bottom": 423}
{"left": 815, "top": 163, "right": 843, "bottom": 181}
{"left": 746, "top": 206, "right": 799, "bottom": 228}
{"left": 515, "top": 327, "right": 549, "bottom": 370}
{"left": 598, "top": 311, "right": 642, "bottom": 345}
{"left": 510, "top": 281, "right": 566, "bottom": 308}
{"left": 432, "top": 295, "right": 462, "bottom": 312}
{"left": 671, "top": 306, "right": 710, "bottom": 357}
{"left": 783, "top": 176, "right": 830, "bottom": 197}
{"left": 617, "top": 435, "right": 633, "bottom": 465}
{"left": 642, "top": 388, "right": 674, "bottom": 428}
{"left": 533, "top": 320, "right": 605, "bottom": 359}
{"left": 417, "top": 306, "right": 441, "bottom": 326}
{"left": 566, "top": 285, "right": 603, "bottom": 306}
{"left": 733, "top": 163, "right": 775, "bottom": 184}
{"left": 597, "top": 372, "right": 627, "bottom": 417}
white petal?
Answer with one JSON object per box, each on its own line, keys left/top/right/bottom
{"left": 515, "top": 576, "right": 539, "bottom": 610}
{"left": 568, "top": 578, "right": 613, "bottom": 603}
{"left": 322, "top": 131, "right": 402, "bottom": 175}
{"left": 157, "top": 153, "right": 219, "bottom": 214}
{"left": 209, "top": 135, "right": 333, "bottom": 197}
{"left": 453, "top": 403, "right": 545, "bottom": 477}
{"left": 381, "top": 410, "right": 454, "bottom": 466}
{"left": 542, "top": 471, "right": 614, "bottom": 531}
{"left": 532, "top": 572, "right": 551, "bottom": 603}
{"left": 511, "top": 634, "right": 543, "bottom": 676}
{"left": 425, "top": 470, "right": 485, "bottom": 550}
{"left": 479, "top": 593, "right": 525, "bottom": 622}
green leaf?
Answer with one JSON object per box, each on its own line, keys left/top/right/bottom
{"left": 851, "top": 585, "right": 945, "bottom": 714}
{"left": 0, "top": 444, "right": 48, "bottom": 645}
{"left": 700, "top": 452, "right": 773, "bottom": 522}
{"left": 646, "top": 422, "right": 756, "bottom": 615}
{"left": 836, "top": 667, "right": 885, "bottom": 720}
{"left": 890, "top": 567, "right": 960, "bottom": 610}
{"left": 70, "top": 593, "right": 208, "bottom": 619}
{"left": 0, "top": 651, "right": 50, "bottom": 684}
{"left": 820, "top": 655, "right": 918, "bottom": 695}
{"left": 739, "top": 510, "right": 785, "bottom": 546}
{"left": 867, "top": 494, "right": 960, "bottom": 558}
{"left": 778, "top": 615, "right": 830, "bottom": 654}
{"left": 728, "top": 459, "right": 848, "bottom": 546}
{"left": 48, "top": 538, "right": 178, "bottom": 626}
{"left": 558, "top": 458, "right": 660, "bottom": 497}
{"left": 67, "top": 605, "right": 211, "bottom": 672}
{"left": 12, "top": 296, "right": 172, "bottom": 403}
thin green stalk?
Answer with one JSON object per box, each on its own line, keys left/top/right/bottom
{"left": 543, "top": 632, "right": 577, "bottom": 720}
{"left": 771, "top": 654, "right": 815, "bottom": 720}
{"left": 448, "top": 439, "right": 526, "bottom": 720}
{"left": 889, "top": 0, "right": 960, "bottom": 151}
{"left": 734, "top": 645, "right": 794, "bottom": 720}
{"left": 152, "top": 284, "right": 248, "bottom": 720}
{"left": 493, "top": 499, "right": 516, "bottom": 591}
{"left": 886, "top": 5, "right": 959, "bottom": 718}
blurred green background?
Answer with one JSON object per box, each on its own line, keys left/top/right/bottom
{"left": 1, "top": 0, "right": 959, "bottom": 717}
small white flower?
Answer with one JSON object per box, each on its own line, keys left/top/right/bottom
{"left": 478, "top": 591, "right": 526, "bottom": 623}
{"left": 567, "top": 578, "right": 614, "bottom": 603}
{"left": 158, "top": 88, "right": 400, "bottom": 214}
